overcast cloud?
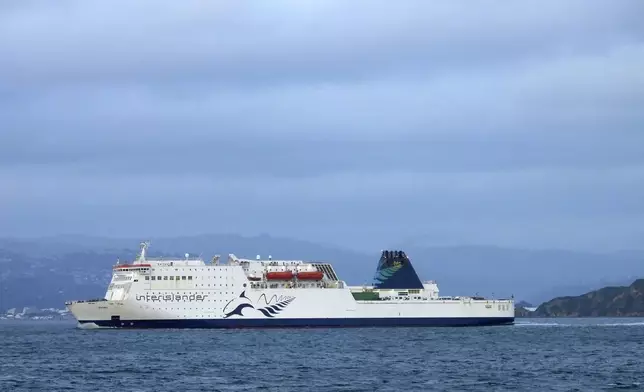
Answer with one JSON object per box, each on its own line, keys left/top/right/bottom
{"left": 1, "top": 0, "right": 643, "bottom": 251}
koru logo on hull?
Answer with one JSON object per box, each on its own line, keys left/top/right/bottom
{"left": 135, "top": 293, "right": 209, "bottom": 302}
{"left": 223, "top": 291, "right": 295, "bottom": 318}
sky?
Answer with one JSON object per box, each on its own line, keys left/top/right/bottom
{"left": 1, "top": 0, "right": 643, "bottom": 252}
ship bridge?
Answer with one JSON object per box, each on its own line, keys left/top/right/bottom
{"left": 106, "top": 242, "right": 207, "bottom": 301}
{"left": 112, "top": 242, "right": 205, "bottom": 271}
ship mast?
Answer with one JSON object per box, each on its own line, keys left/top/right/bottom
{"left": 137, "top": 241, "right": 150, "bottom": 264}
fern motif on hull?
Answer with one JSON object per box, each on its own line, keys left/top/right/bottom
{"left": 223, "top": 291, "right": 296, "bottom": 319}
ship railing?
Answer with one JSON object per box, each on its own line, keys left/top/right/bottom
{"left": 65, "top": 298, "right": 107, "bottom": 305}
{"left": 146, "top": 257, "right": 204, "bottom": 262}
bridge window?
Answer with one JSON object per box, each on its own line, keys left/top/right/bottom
{"left": 164, "top": 276, "right": 168, "bottom": 280}
{"left": 182, "top": 276, "right": 186, "bottom": 280}
{"left": 170, "top": 276, "right": 174, "bottom": 280}
{"left": 188, "top": 276, "right": 193, "bottom": 280}
{"left": 145, "top": 276, "right": 149, "bottom": 280}
{"left": 151, "top": 276, "right": 156, "bottom": 280}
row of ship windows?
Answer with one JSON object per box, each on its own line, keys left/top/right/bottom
{"left": 119, "top": 267, "right": 235, "bottom": 272}
{"left": 144, "top": 277, "right": 235, "bottom": 287}
{"left": 145, "top": 301, "right": 229, "bottom": 304}
{"left": 147, "top": 292, "right": 234, "bottom": 296}
{"left": 141, "top": 312, "right": 223, "bottom": 317}
{"left": 145, "top": 308, "right": 223, "bottom": 310}
{"left": 153, "top": 268, "right": 232, "bottom": 272}
{"left": 145, "top": 276, "right": 238, "bottom": 284}
{"left": 146, "top": 276, "right": 192, "bottom": 281}
{"left": 144, "top": 276, "right": 233, "bottom": 280}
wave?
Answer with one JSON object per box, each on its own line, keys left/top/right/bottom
{"left": 515, "top": 322, "right": 566, "bottom": 327}
{"left": 516, "top": 320, "right": 644, "bottom": 327}
{"left": 76, "top": 322, "right": 107, "bottom": 330}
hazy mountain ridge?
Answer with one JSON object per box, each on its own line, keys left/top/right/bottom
{"left": 532, "top": 279, "right": 644, "bottom": 317}
{"left": 0, "top": 235, "right": 643, "bottom": 310}
{"left": 0, "top": 246, "right": 190, "bottom": 309}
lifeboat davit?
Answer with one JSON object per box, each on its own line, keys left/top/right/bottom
{"left": 296, "top": 271, "right": 324, "bottom": 280}
{"left": 266, "top": 271, "right": 294, "bottom": 280}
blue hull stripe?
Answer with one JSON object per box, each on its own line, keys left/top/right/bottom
{"left": 80, "top": 317, "right": 514, "bottom": 329}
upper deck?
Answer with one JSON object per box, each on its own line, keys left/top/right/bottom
{"left": 110, "top": 242, "right": 342, "bottom": 284}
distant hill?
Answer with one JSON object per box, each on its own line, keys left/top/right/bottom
{"left": 533, "top": 279, "right": 644, "bottom": 317}
{"left": 1, "top": 234, "right": 643, "bottom": 309}
{"left": 515, "top": 306, "right": 533, "bottom": 318}
{"left": 516, "top": 301, "right": 533, "bottom": 308}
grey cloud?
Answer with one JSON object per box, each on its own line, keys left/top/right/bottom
{"left": 1, "top": 0, "right": 643, "bottom": 251}
{"left": 3, "top": 134, "right": 644, "bottom": 178}
{"left": 3, "top": 55, "right": 643, "bottom": 178}
{"left": 1, "top": 0, "right": 642, "bottom": 90}
{"left": 4, "top": 162, "right": 643, "bottom": 218}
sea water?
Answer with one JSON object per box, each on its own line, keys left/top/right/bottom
{"left": 1, "top": 318, "right": 643, "bottom": 391}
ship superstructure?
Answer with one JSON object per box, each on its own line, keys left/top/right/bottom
{"left": 66, "top": 242, "right": 514, "bottom": 328}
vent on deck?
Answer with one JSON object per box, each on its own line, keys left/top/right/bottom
{"left": 312, "top": 263, "right": 339, "bottom": 281}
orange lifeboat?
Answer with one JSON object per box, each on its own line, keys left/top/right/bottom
{"left": 296, "top": 271, "right": 324, "bottom": 280}
{"left": 266, "top": 271, "right": 294, "bottom": 280}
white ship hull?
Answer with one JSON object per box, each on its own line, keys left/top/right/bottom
{"left": 66, "top": 244, "right": 514, "bottom": 328}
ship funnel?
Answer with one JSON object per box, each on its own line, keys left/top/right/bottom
{"left": 372, "top": 249, "right": 423, "bottom": 290}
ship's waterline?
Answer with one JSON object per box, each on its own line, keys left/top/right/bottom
{"left": 66, "top": 242, "right": 514, "bottom": 328}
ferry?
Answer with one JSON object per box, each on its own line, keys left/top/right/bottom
{"left": 66, "top": 242, "right": 514, "bottom": 328}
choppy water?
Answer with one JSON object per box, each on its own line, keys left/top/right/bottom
{"left": 1, "top": 318, "right": 643, "bottom": 391}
